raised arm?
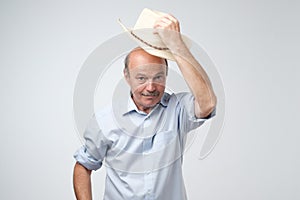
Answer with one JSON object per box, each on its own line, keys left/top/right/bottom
{"left": 73, "top": 162, "right": 92, "bottom": 200}
{"left": 154, "top": 15, "right": 217, "bottom": 118}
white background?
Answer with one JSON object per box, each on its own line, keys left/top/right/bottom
{"left": 0, "top": 0, "right": 299, "bottom": 199}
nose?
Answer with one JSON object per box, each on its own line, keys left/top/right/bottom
{"left": 145, "top": 81, "right": 155, "bottom": 92}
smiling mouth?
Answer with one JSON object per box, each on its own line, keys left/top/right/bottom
{"left": 142, "top": 92, "right": 159, "bottom": 97}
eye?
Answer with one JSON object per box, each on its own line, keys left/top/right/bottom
{"left": 154, "top": 75, "right": 164, "bottom": 82}
{"left": 136, "top": 76, "right": 147, "bottom": 83}
{"left": 137, "top": 76, "right": 145, "bottom": 81}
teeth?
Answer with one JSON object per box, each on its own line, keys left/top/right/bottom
{"left": 140, "top": 91, "right": 159, "bottom": 97}
{"left": 142, "top": 94, "right": 158, "bottom": 96}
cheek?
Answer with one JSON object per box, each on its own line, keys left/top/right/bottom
{"left": 156, "top": 84, "right": 166, "bottom": 92}
{"left": 131, "top": 84, "right": 145, "bottom": 94}
{"left": 127, "top": 78, "right": 140, "bottom": 91}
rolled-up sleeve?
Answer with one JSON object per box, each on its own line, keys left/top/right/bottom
{"left": 176, "top": 93, "right": 216, "bottom": 133}
{"left": 74, "top": 146, "right": 103, "bottom": 170}
{"left": 74, "top": 114, "right": 109, "bottom": 171}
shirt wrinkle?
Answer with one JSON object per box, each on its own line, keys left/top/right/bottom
{"left": 74, "top": 92, "right": 215, "bottom": 200}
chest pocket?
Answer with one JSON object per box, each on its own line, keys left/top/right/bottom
{"left": 152, "top": 130, "right": 178, "bottom": 151}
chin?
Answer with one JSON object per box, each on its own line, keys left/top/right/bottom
{"left": 139, "top": 99, "right": 158, "bottom": 108}
{"left": 133, "top": 94, "right": 162, "bottom": 111}
{"left": 140, "top": 102, "right": 155, "bottom": 108}
{"left": 144, "top": 98, "right": 160, "bottom": 105}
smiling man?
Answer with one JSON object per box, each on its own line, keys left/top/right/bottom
{"left": 73, "top": 9, "right": 217, "bottom": 200}
{"left": 124, "top": 48, "right": 168, "bottom": 114}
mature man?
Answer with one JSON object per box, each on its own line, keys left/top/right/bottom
{"left": 73, "top": 11, "right": 217, "bottom": 200}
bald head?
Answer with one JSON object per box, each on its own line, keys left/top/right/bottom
{"left": 124, "top": 47, "right": 168, "bottom": 76}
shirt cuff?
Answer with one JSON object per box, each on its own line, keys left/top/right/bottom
{"left": 196, "top": 107, "right": 216, "bottom": 120}
{"left": 74, "top": 146, "right": 103, "bottom": 171}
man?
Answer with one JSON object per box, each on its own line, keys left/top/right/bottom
{"left": 73, "top": 12, "right": 217, "bottom": 200}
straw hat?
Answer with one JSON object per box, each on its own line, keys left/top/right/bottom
{"left": 118, "top": 8, "right": 191, "bottom": 61}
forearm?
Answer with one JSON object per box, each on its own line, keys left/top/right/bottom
{"left": 153, "top": 14, "right": 216, "bottom": 117}
{"left": 172, "top": 41, "right": 217, "bottom": 118}
{"left": 73, "top": 162, "right": 92, "bottom": 200}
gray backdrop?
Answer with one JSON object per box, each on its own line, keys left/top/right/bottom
{"left": 0, "top": 0, "right": 299, "bottom": 199}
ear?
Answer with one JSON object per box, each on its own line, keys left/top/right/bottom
{"left": 123, "top": 68, "right": 130, "bottom": 84}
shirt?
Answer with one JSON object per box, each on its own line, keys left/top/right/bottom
{"left": 74, "top": 92, "right": 215, "bottom": 200}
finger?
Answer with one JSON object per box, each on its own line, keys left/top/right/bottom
{"left": 153, "top": 23, "right": 179, "bottom": 37}
{"left": 161, "top": 14, "right": 178, "bottom": 24}
{"left": 164, "top": 15, "right": 180, "bottom": 32}
{"left": 154, "top": 18, "right": 178, "bottom": 32}
{"left": 165, "top": 14, "right": 180, "bottom": 32}
{"left": 154, "top": 20, "right": 169, "bottom": 29}
{"left": 155, "top": 15, "right": 180, "bottom": 32}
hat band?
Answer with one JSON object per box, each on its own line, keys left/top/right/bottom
{"left": 130, "top": 31, "right": 169, "bottom": 51}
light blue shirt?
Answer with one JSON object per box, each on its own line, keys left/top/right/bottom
{"left": 74, "top": 92, "right": 215, "bottom": 200}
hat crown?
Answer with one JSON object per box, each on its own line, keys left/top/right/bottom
{"left": 134, "top": 8, "right": 165, "bottom": 29}
{"left": 118, "top": 8, "right": 192, "bottom": 61}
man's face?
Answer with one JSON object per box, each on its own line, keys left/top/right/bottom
{"left": 124, "top": 50, "right": 167, "bottom": 113}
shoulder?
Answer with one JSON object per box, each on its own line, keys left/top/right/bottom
{"left": 93, "top": 104, "right": 115, "bottom": 129}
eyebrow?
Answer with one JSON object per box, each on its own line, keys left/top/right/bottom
{"left": 155, "top": 72, "right": 165, "bottom": 76}
{"left": 135, "top": 73, "right": 147, "bottom": 77}
{"left": 135, "top": 71, "right": 165, "bottom": 76}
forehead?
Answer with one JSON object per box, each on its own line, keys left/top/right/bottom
{"left": 128, "top": 49, "right": 166, "bottom": 70}
{"left": 129, "top": 64, "right": 166, "bottom": 76}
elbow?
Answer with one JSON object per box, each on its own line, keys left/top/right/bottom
{"left": 195, "top": 95, "right": 217, "bottom": 118}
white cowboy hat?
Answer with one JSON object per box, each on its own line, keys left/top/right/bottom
{"left": 118, "top": 8, "right": 192, "bottom": 61}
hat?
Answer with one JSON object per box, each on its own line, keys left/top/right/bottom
{"left": 118, "top": 8, "right": 191, "bottom": 61}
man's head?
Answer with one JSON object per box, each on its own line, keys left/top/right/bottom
{"left": 124, "top": 47, "right": 168, "bottom": 113}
